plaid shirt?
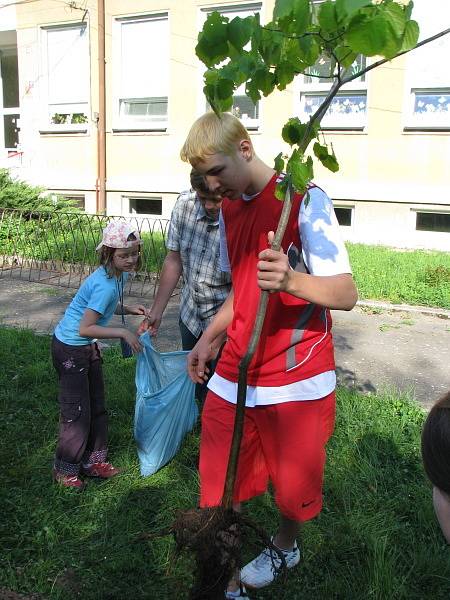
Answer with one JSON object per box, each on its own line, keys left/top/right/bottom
{"left": 166, "top": 190, "right": 231, "bottom": 338}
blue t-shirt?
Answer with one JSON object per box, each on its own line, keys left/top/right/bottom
{"left": 54, "top": 267, "right": 129, "bottom": 346}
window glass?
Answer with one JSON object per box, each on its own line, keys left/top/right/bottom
{"left": 129, "top": 197, "right": 163, "bottom": 215}
{"left": 1, "top": 52, "right": 19, "bottom": 108}
{"left": 300, "top": 92, "right": 367, "bottom": 129}
{"left": 3, "top": 114, "right": 19, "bottom": 148}
{"left": 416, "top": 212, "right": 450, "bottom": 233}
{"left": 335, "top": 207, "right": 353, "bottom": 227}
{"left": 117, "top": 15, "right": 169, "bottom": 126}
{"left": 45, "top": 24, "right": 89, "bottom": 127}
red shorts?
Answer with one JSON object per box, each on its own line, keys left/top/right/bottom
{"left": 199, "top": 390, "right": 336, "bottom": 522}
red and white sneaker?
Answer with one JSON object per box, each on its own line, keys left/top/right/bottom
{"left": 53, "top": 469, "right": 86, "bottom": 490}
{"left": 82, "top": 462, "right": 121, "bottom": 479}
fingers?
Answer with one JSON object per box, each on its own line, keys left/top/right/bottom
{"left": 129, "top": 336, "right": 143, "bottom": 353}
{"left": 267, "top": 230, "right": 275, "bottom": 246}
{"left": 187, "top": 351, "right": 210, "bottom": 384}
{"left": 257, "top": 255, "right": 290, "bottom": 292}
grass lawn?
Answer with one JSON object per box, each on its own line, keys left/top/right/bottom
{"left": 347, "top": 244, "right": 450, "bottom": 310}
{"left": 1, "top": 327, "right": 449, "bottom": 600}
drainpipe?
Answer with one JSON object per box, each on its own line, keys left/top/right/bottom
{"left": 96, "top": 0, "right": 106, "bottom": 214}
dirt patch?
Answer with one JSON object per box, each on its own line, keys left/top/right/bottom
{"left": 0, "top": 589, "right": 42, "bottom": 600}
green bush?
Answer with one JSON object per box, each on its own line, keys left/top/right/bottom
{"left": 0, "top": 168, "right": 79, "bottom": 212}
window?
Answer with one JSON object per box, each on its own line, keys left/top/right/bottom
{"left": 416, "top": 211, "right": 450, "bottom": 233}
{"left": 41, "top": 24, "right": 90, "bottom": 131}
{"left": 299, "top": 53, "right": 367, "bottom": 130}
{"left": 334, "top": 206, "right": 353, "bottom": 227}
{"left": 64, "top": 195, "right": 85, "bottom": 210}
{"left": 405, "top": 0, "right": 450, "bottom": 129}
{"left": 0, "top": 46, "right": 20, "bottom": 151}
{"left": 201, "top": 4, "right": 261, "bottom": 130}
{"left": 129, "top": 197, "right": 162, "bottom": 215}
{"left": 114, "top": 14, "right": 169, "bottom": 130}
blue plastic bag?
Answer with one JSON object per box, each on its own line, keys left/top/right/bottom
{"left": 134, "top": 332, "right": 198, "bottom": 476}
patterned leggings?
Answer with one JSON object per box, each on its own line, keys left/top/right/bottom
{"left": 51, "top": 336, "right": 108, "bottom": 475}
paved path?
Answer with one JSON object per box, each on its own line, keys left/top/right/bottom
{"left": 0, "top": 278, "right": 448, "bottom": 410}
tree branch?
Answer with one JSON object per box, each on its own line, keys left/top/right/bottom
{"left": 342, "top": 27, "right": 450, "bottom": 85}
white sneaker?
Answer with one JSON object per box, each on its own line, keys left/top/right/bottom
{"left": 225, "top": 583, "right": 249, "bottom": 599}
{"left": 240, "top": 540, "right": 300, "bottom": 589}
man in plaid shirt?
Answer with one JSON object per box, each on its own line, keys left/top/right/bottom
{"left": 146, "top": 170, "right": 231, "bottom": 362}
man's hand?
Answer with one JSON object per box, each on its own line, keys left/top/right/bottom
{"left": 187, "top": 336, "right": 222, "bottom": 383}
{"left": 257, "top": 231, "right": 291, "bottom": 293}
{"left": 139, "top": 312, "right": 162, "bottom": 336}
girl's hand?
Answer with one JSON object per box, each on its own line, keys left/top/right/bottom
{"left": 122, "top": 329, "right": 143, "bottom": 353}
{"left": 125, "top": 304, "right": 150, "bottom": 316}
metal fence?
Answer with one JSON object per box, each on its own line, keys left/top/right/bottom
{"left": 0, "top": 209, "right": 170, "bottom": 297}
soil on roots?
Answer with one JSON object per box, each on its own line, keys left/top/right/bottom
{"left": 172, "top": 506, "right": 285, "bottom": 600}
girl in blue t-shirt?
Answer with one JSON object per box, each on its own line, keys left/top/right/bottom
{"left": 52, "top": 221, "right": 148, "bottom": 489}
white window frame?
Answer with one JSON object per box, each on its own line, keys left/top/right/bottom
{"left": 334, "top": 204, "right": 354, "bottom": 228}
{"left": 112, "top": 13, "right": 169, "bottom": 132}
{"left": 412, "top": 208, "right": 450, "bottom": 233}
{"left": 39, "top": 22, "right": 90, "bottom": 133}
{"left": 403, "top": 0, "right": 450, "bottom": 130}
{"left": 122, "top": 195, "right": 163, "bottom": 216}
{"left": 296, "top": 55, "right": 368, "bottom": 131}
{"left": 199, "top": 3, "right": 262, "bottom": 131}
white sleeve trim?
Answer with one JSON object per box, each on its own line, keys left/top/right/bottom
{"left": 219, "top": 211, "right": 231, "bottom": 272}
{"left": 299, "top": 187, "right": 352, "bottom": 276}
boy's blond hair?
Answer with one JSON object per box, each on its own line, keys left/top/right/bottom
{"left": 180, "top": 112, "right": 252, "bottom": 165}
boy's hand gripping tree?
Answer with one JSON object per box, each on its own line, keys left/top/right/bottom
{"left": 172, "top": 3, "right": 450, "bottom": 598}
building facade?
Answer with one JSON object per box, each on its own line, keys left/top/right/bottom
{"left": 1, "top": 0, "right": 449, "bottom": 249}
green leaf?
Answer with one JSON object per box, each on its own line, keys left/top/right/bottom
{"left": 274, "top": 0, "right": 310, "bottom": 35}
{"left": 253, "top": 68, "right": 276, "bottom": 97}
{"left": 216, "top": 77, "right": 235, "bottom": 100}
{"left": 228, "top": 16, "right": 253, "bottom": 51}
{"left": 196, "top": 37, "right": 229, "bottom": 68}
{"left": 195, "top": 12, "right": 230, "bottom": 67}
{"left": 401, "top": 19, "right": 419, "bottom": 51}
{"left": 274, "top": 177, "right": 289, "bottom": 201}
{"left": 282, "top": 118, "right": 307, "bottom": 146}
{"left": 383, "top": 2, "right": 406, "bottom": 39}
{"left": 335, "top": 0, "right": 373, "bottom": 22}
{"left": 297, "top": 35, "right": 321, "bottom": 67}
{"left": 287, "top": 150, "right": 314, "bottom": 192}
{"left": 202, "top": 11, "right": 228, "bottom": 44}
{"left": 258, "top": 26, "right": 284, "bottom": 65}
{"left": 275, "top": 61, "right": 296, "bottom": 90}
{"left": 204, "top": 69, "right": 219, "bottom": 86}
{"left": 404, "top": 0, "right": 414, "bottom": 21}
{"left": 346, "top": 14, "right": 388, "bottom": 56}
{"left": 246, "top": 79, "right": 261, "bottom": 104}
{"left": 318, "top": 1, "right": 338, "bottom": 33}
{"left": 273, "top": 0, "right": 296, "bottom": 20}
{"left": 313, "top": 142, "right": 339, "bottom": 173}
{"left": 204, "top": 83, "right": 233, "bottom": 114}
{"left": 334, "top": 45, "right": 358, "bottom": 68}
{"left": 274, "top": 152, "right": 285, "bottom": 174}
